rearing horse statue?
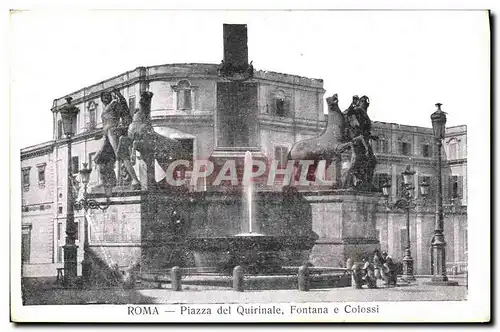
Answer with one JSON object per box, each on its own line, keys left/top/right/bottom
{"left": 288, "top": 94, "right": 351, "bottom": 186}
{"left": 288, "top": 94, "right": 349, "bottom": 161}
{"left": 117, "top": 91, "right": 191, "bottom": 186}
{"left": 288, "top": 93, "right": 377, "bottom": 189}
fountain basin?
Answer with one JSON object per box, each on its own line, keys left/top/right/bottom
{"left": 188, "top": 233, "right": 318, "bottom": 274}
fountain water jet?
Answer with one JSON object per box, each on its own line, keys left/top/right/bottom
{"left": 184, "top": 149, "right": 319, "bottom": 275}
{"left": 238, "top": 151, "right": 262, "bottom": 236}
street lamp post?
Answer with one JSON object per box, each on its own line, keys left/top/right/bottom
{"left": 382, "top": 165, "right": 429, "bottom": 282}
{"left": 426, "top": 103, "right": 459, "bottom": 286}
{"left": 75, "top": 163, "right": 112, "bottom": 288}
{"left": 60, "top": 97, "right": 79, "bottom": 287}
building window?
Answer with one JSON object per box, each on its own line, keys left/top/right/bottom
{"left": 176, "top": 80, "right": 192, "bottom": 110}
{"left": 57, "top": 120, "right": 63, "bottom": 139}
{"left": 21, "top": 225, "right": 32, "bottom": 264}
{"left": 38, "top": 168, "right": 45, "bottom": 183}
{"left": 276, "top": 98, "right": 285, "bottom": 116}
{"left": 71, "top": 156, "right": 79, "bottom": 174}
{"left": 57, "top": 246, "right": 63, "bottom": 263}
{"left": 448, "top": 175, "right": 463, "bottom": 201}
{"left": 58, "top": 222, "right": 62, "bottom": 240}
{"left": 88, "top": 152, "right": 96, "bottom": 171}
{"left": 451, "top": 175, "right": 459, "bottom": 198}
{"left": 400, "top": 142, "right": 412, "bottom": 156}
{"left": 128, "top": 96, "right": 136, "bottom": 115}
{"left": 75, "top": 222, "right": 79, "bottom": 240}
{"left": 22, "top": 167, "right": 31, "bottom": 187}
{"left": 85, "top": 101, "right": 97, "bottom": 131}
{"left": 464, "top": 229, "right": 468, "bottom": 253}
{"left": 375, "top": 229, "right": 381, "bottom": 243}
{"left": 274, "top": 146, "right": 289, "bottom": 169}
{"left": 377, "top": 137, "right": 389, "bottom": 153}
{"left": 37, "top": 163, "right": 46, "bottom": 186}
{"left": 273, "top": 90, "right": 288, "bottom": 117}
{"left": 58, "top": 206, "right": 63, "bottom": 214}
{"left": 373, "top": 173, "right": 390, "bottom": 192}
{"left": 448, "top": 142, "right": 458, "bottom": 160}
{"left": 422, "top": 144, "right": 431, "bottom": 157}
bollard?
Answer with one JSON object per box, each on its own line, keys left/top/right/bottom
{"left": 171, "top": 266, "right": 182, "bottom": 291}
{"left": 233, "top": 266, "right": 244, "bottom": 292}
{"left": 298, "top": 265, "right": 310, "bottom": 291}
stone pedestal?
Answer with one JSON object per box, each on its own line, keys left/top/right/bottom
{"left": 305, "top": 190, "right": 381, "bottom": 267}
{"left": 84, "top": 189, "right": 143, "bottom": 287}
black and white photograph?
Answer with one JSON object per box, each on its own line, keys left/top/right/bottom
{"left": 9, "top": 8, "right": 490, "bottom": 323}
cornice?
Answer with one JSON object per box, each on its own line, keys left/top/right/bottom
{"left": 51, "top": 64, "right": 325, "bottom": 111}
{"left": 447, "top": 158, "right": 467, "bottom": 166}
{"left": 375, "top": 154, "right": 435, "bottom": 166}
{"left": 21, "top": 142, "right": 55, "bottom": 160}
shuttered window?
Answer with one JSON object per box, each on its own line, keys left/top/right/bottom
{"left": 400, "top": 142, "right": 412, "bottom": 156}
{"left": 448, "top": 142, "right": 458, "bottom": 160}
{"left": 373, "top": 173, "right": 390, "bottom": 192}
{"left": 176, "top": 80, "right": 192, "bottom": 110}
{"left": 422, "top": 144, "right": 431, "bottom": 157}
{"left": 22, "top": 168, "right": 30, "bottom": 186}
{"left": 71, "top": 156, "right": 79, "bottom": 174}
{"left": 21, "top": 226, "right": 31, "bottom": 263}
{"left": 378, "top": 139, "right": 389, "bottom": 153}
{"left": 57, "top": 120, "right": 63, "bottom": 139}
{"left": 128, "top": 96, "right": 136, "bottom": 115}
{"left": 448, "top": 175, "right": 464, "bottom": 202}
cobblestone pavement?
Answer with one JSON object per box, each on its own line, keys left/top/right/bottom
{"left": 22, "top": 278, "right": 467, "bottom": 305}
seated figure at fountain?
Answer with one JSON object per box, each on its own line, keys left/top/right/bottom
{"left": 94, "top": 89, "right": 140, "bottom": 190}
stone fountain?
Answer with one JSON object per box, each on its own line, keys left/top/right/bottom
{"left": 84, "top": 24, "right": 379, "bottom": 290}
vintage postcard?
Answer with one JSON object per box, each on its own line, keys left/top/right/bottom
{"left": 9, "top": 9, "right": 490, "bottom": 323}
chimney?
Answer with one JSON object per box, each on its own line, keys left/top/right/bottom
{"left": 223, "top": 24, "right": 248, "bottom": 72}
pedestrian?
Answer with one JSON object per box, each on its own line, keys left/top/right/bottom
{"left": 361, "top": 258, "right": 377, "bottom": 288}
{"left": 381, "top": 251, "right": 397, "bottom": 286}
{"left": 372, "top": 249, "right": 385, "bottom": 281}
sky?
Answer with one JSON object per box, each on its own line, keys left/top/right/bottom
{"left": 9, "top": 10, "right": 490, "bottom": 149}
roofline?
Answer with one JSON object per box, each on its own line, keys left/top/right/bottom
{"left": 51, "top": 63, "right": 325, "bottom": 110}
{"left": 21, "top": 140, "right": 55, "bottom": 160}
{"left": 373, "top": 121, "right": 467, "bottom": 133}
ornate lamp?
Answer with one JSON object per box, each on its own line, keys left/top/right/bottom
{"left": 431, "top": 103, "right": 447, "bottom": 140}
{"left": 77, "top": 162, "right": 112, "bottom": 288}
{"left": 60, "top": 97, "right": 80, "bottom": 287}
{"left": 420, "top": 180, "right": 430, "bottom": 197}
{"left": 79, "top": 164, "right": 92, "bottom": 187}
{"left": 75, "top": 164, "right": 113, "bottom": 211}
{"left": 382, "top": 182, "right": 392, "bottom": 198}
{"left": 381, "top": 165, "right": 429, "bottom": 282}
{"left": 425, "top": 102, "right": 458, "bottom": 285}
{"left": 402, "top": 165, "right": 416, "bottom": 186}
{"left": 59, "top": 97, "right": 79, "bottom": 137}
{"left": 59, "top": 97, "right": 79, "bottom": 288}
